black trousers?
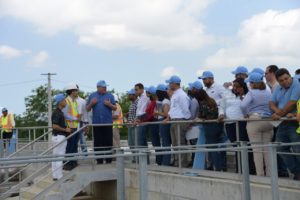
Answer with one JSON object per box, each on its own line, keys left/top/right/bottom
{"left": 93, "top": 126, "right": 113, "bottom": 164}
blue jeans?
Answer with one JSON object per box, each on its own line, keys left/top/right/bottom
{"left": 193, "top": 125, "right": 206, "bottom": 169}
{"left": 203, "top": 123, "right": 227, "bottom": 171}
{"left": 159, "top": 122, "right": 171, "bottom": 166}
{"left": 65, "top": 129, "right": 80, "bottom": 166}
{"left": 276, "top": 122, "right": 300, "bottom": 176}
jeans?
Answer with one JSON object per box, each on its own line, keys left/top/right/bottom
{"left": 193, "top": 125, "right": 206, "bottom": 170}
{"left": 65, "top": 128, "right": 79, "bottom": 167}
{"left": 276, "top": 122, "right": 300, "bottom": 176}
{"left": 203, "top": 123, "right": 227, "bottom": 171}
{"left": 159, "top": 122, "right": 171, "bottom": 166}
{"left": 128, "top": 126, "right": 136, "bottom": 162}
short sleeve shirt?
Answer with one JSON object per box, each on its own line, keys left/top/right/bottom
{"left": 52, "top": 108, "right": 66, "bottom": 135}
{"left": 87, "top": 92, "right": 116, "bottom": 124}
{"left": 271, "top": 78, "right": 300, "bottom": 113}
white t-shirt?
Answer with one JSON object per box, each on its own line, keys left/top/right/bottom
{"left": 77, "top": 97, "right": 89, "bottom": 123}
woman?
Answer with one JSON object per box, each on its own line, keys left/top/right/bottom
{"left": 241, "top": 72, "right": 273, "bottom": 176}
{"left": 219, "top": 78, "right": 255, "bottom": 174}
{"left": 154, "top": 84, "right": 172, "bottom": 166}
{"left": 194, "top": 89, "right": 227, "bottom": 171}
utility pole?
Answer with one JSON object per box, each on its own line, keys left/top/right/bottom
{"left": 41, "top": 73, "right": 56, "bottom": 134}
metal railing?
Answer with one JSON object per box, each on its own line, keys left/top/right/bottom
{"left": 0, "top": 118, "right": 299, "bottom": 200}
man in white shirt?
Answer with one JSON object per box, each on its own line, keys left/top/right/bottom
{"left": 134, "top": 83, "right": 150, "bottom": 149}
{"left": 165, "top": 75, "right": 191, "bottom": 167}
{"left": 265, "top": 65, "right": 279, "bottom": 92}
{"left": 199, "top": 71, "right": 226, "bottom": 106}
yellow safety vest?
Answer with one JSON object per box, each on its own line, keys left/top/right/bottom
{"left": 66, "top": 98, "right": 79, "bottom": 128}
{"left": 0, "top": 114, "right": 14, "bottom": 132}
{"left": 113, "top": 103, "right": 124, "bottom": 129}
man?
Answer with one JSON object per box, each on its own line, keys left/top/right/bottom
{"left": 87, "top": 80, "right": 116, "bottom": 164}
{"left": 265, "top": 65, "right": 279, "bottom": 92}
{"left": 112, "top": 94, "right": 124, "bottom": 148}
{"left": 0, "top": 108, "right": 15, "bottom": 149}
{"left": 134, "top": 83, "right": 150, "bottom": 149}
{"left": 199, "top": 71, "right": 225, "bottom": 104}
{"left": 76, "top": 85, "right": 89, "bottom": 153}
{"left": 270, "top": 68, "right": 300, "bottom": 180}
{"left": 63, "top": 83, "right": 81, "bottom": 170}
{"left": 126, "top": 89, "right": 138, "bottom": 162}
{"left": 264, "top": 65, "right": 288, "bottom": 177}
{"left": 51, "top": 94, "right": 71, "bottom": 180}
{"left": 165, "top": 75, "right": 191, "bottom": 167}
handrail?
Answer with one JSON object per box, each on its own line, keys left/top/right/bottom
{"left": 0, "top": 125, "right": 87, "bottom": 199}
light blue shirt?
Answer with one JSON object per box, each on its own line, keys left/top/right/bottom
{"left": 271, "top": 78, "right": 300, "bottom": 113}
{"left": 240, "top": 89, "right": 272, "bottom": 117}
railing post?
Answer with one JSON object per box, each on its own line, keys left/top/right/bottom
{"left": 116, "top": 148, "right": 125, "bottom": 200}
{"left": 241, "top": 141, "right": 251, "bottom": 200}
{"left": 0, "top": 139, "right": 4, "bottom": 158}
{"left": 236, "top": 122, "right": 242, "bottom": 174}
{"left": 269, "top": 144, "right": 279, "bottom": 200}
{"left": 139, "top": 151, "right": 148, "bottom": 200}
{"left": 134, "top": 126, "right": 139, "bottom": 167}
{"left": 33, "top": 129, "right": 36, "bottom": 152}
{"left": 15, "top": 129, "right": 18, "bottom": 151}
{"left": 176, "top": 123, "right": 182, "bottom": 170}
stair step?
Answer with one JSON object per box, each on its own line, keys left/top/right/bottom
{"left": 20, "top": 185, "right": 44, "bottom": 199}
{"left": 72, "top": 196, "right": 97, "bottom": 200}
{"left": 36, "top": 176, "right": 55, "bottom": 189}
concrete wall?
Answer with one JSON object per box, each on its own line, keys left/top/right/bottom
{"left": 125, "top": 168, "right": 300, "bottom": 200}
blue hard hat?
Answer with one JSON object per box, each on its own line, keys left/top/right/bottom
{"left": 232, "top": 66, "right": 248, "bottom": 75}
{"left": 96, "top": 80, "right": 109, "bottom": 87}
{"left": 54, "top": 93, "right": 66, "bottom": 104}
{"left": 165, "top": 75, "right": 181, "bottom": 84}
{"left": 2, "top": 108, "right": 7, "bottom": 112}
{"left": 156, "top": 84, "right": 168, "bottom": 91}
{"left": 198, "top": 71, "right": 214, "bottom": 79}
{"left": 188, "top": 81, "right": 203, "bottom": 90}
{"left": 245, "top": 72, "right": 264, "bottom": 83}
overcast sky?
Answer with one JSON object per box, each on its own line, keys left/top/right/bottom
{"left": 0, "top": 0, "right": 299, "bottom": 114}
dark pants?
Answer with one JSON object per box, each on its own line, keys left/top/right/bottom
{"left": 272, "top": 127, "right": 288, "bottom": 176}
{"left": 65, "top": 128, "right": 80, "bottom": 167}
{"left": 2, "top": 131, "right": 13, "bottom": 149}
{"left": 203, "top": 123, "right": 227, "bottom": 171}
{"left": 93, "top": 126, "right": 113, "bottom": 164}
{"left": 137, "top": 124, "right": 162, "bottom": 165}
{"left": 276, "top": 122, "right": 300, "bottom": 177}
{"left": 159, "top": 122, "right": 171, "bottom": 166}
{"left": 225, "top": 122, "right": 256, "bottom": 174}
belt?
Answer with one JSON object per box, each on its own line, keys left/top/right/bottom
{"left": 52, "top": 133, "right": 66, "bottom": 137}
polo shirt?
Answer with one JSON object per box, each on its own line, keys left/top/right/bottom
{"left": 271, "top": 78, "right": 300, "bottom": 113}
{"left": 87, "top": 92, "right": 116, "bottom": 124}
{"left": 205, "top": 83, "right": 226, "bottom": 105}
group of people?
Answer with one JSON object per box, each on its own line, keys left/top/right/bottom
{"left": 34, "top": 66, "right": 300, "bottom": 181}
{"left": 124, "top": 66, "right": 300, "bottom": 180}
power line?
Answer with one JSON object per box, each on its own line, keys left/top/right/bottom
{"left": 52, "top": 79, "right": 95, "bottom": 90}
{"left": 0, "top": 79, "right": 44, "bottom": 87}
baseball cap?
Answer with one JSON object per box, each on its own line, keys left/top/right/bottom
{"left": 156, "top": 84, "right": 168, "bottom": 91}
{"left": 96, "top": 80, "right": 109, "bottom": 87}
{"left": 165, "top": 75, "right": 181, "bottom": 84}
{"left": 198, "top": 71, "right": 214, "bottom": 79}
{"left": 188, "top": 81, "right": 203, "bottom": 90}
{"left": 245, "top": 72, "right": 264, "bottom": 83}
{"left": 54, "top": 93, "right": 66, "bottom": 104}
{"left": 145, "top": 86, "right": 157, "bottom": 95}
{"left": 232, "top": 66, "right": 248, "bottom": 75}
{"left": 250, "top": 68, "right": 264, "bottom": 76}
{"left": 127, "top": 89, "right": 136, "bottom": 95}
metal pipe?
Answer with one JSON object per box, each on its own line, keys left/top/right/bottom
{"left": 116, "top": 149, "right": 125, "bottom": 200}
{"left": 139, "top": 151, "right": 148, "bottom": 200}
{"left": 241, "top": 141, "right": 251, "bottom": 200}
{"left": 269, "top": 145, "right": 279, "bottom": 200}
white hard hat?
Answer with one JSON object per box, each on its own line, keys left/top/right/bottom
{"left": 113, "top": 94, "right": 119, "bottom": 102}
{"left": 64, "top": 83, "right": 78, "bottom": 91}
